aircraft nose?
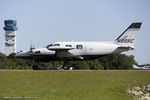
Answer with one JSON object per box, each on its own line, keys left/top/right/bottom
{"left": 16, "top": 52, "right": 23, "bottom": 57}
{"left": 16, "top": 51, "right": 28, "bottom": 58}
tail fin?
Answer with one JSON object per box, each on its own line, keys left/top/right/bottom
{"left": 115, "top": 22, "right": 142, "bottom": 48}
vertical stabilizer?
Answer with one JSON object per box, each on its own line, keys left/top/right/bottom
{"left": 115, "top": 22, "right": 142, "bottom": 48}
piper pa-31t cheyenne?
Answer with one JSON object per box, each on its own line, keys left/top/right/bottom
{"left": 16, "top": 22, "right": 142, "bottom": 69}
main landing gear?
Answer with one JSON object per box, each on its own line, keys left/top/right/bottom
{"left": 62, "top": 60, "right": 69, "bottom": 70}
{"left": 61, "top": 59, "right": 73, "bottom": 70}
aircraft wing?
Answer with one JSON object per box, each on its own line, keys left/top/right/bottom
{"left": 48, "top": 47, "right": 75, "bottom": 58}
{"left": 48, "top": 47, "right": 75, "bottom": 51}
{"left": 117, "top": 45, "right": 134, "bottom": 52}
{"left": 48, "top": 47, "right": 84, "bottom": 59}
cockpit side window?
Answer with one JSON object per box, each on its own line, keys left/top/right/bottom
{"left": 66, "top": 45, "right": 72, "bottom": 47}
{"left": 54, "top": 44, "right": 60, "bottom": 46}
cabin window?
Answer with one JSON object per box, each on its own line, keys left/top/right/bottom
{"left": 54, "top": 44, "right": 60, "bottom": 46}
{"left": 66, "top": 45, "right": 72, "bottom": 47}
{"left": 76, "top": 45, "right": 83, "bottom": 49}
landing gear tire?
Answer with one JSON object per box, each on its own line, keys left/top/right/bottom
{"left": 62, "top": 59, "right": 69, "bottom": 70}
{"left": 63, "top": 66, "right": 69, "bottom": 70}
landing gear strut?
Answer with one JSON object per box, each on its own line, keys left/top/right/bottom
{"left": 62, "top": 59, "right": 69, "bottom": 70}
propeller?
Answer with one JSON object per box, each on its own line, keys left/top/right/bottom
{"left": 29, "top": 41, "right": 41, "bottom": 55}
{"left": 29, "top": 41, "right": 35, "bottom": 54}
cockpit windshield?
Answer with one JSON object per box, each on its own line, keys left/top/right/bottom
{"left": 46, "top": 44, "right": 53, "bottom": 48}
{"left": 46, "top": 43, "right": 60, "bottom": 48}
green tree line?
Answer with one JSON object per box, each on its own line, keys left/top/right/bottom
{"left": 0, "top": 52, "right": 138, "bottom": 70}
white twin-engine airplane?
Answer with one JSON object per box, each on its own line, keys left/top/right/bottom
{"left": 16, "top": 22, "right": 142, "bottom": 69}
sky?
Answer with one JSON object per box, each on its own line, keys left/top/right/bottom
{"left": 0, "top": 0, "right": 150, "bottom": 64}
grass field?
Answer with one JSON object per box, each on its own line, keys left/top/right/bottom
{"left": 0, "top": 70, "right": 150, "bottom": 100}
